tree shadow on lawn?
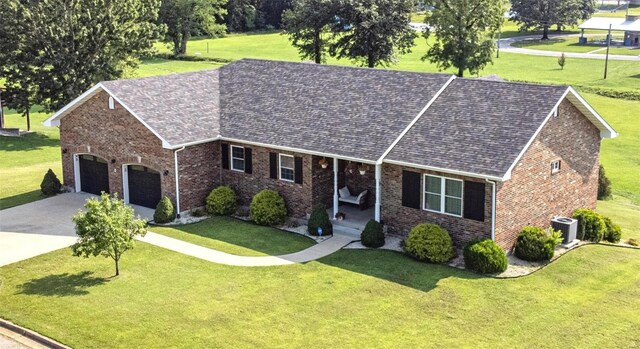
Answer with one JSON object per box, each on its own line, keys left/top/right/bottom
{"left": 0, "top": 132, "right": 59, "bottom": 152}
{"left": 16, "top": 271, "right": 109, "bottom": 297}
{"left": 318, "top": 249, "right": 480, "bottom": 293}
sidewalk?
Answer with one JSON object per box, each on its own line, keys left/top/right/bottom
{"left": 138, "top": 231, "right": 355, "bottom": 267}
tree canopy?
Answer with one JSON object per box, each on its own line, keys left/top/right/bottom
{"left": 509, "top": 0, "right": 594, "bottom": 40}
{"left": 72, "top": 193, "right": 147, "bottom": 276}
{"left": 423, "top": 0, "right": 505, "bottom": 77}
{"left": 0, "top": 0, "right": 163, "bottom": 113}
{"left": 331, "top": 0, "right": 417, "bottom": 68}
{"left": 159, "top": 0, "right": 226, "bottom": 56}
{"left": 282, "top": 0, "right": 338, "bottom": 63}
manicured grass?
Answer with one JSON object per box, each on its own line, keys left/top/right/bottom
{"left": 598, "top": 197, "right": 640, "bottom": 240}
{"left": 512, "top": 36, "right": 640, "bottom": 56}
{"left": 0, "top": 243, "right": 638, "bottom": 348}
{"left": 133, "top": 58, "right": 223, "bottom": 78}
{"left": 151, "top": 216, "right": 315, "bottom": 256}
{"left": 0, "top": 108, "right": 61, "bottom": 210}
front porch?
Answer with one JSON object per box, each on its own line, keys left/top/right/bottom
{"left": 327, "top": 205, "right": 375, "bottom": 239}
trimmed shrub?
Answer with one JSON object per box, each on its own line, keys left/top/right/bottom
{"left": 250, "top": 189, "right": 287, "bottom": 226}
{"left": 154, "top": 196, "right": 175, "bottom": 224}
{"left": 206, "top": 186, "right": 237, "bottom": 215}
{"left": 361, "top": 220, "right": 385, "bottom": 248}
{"left": 573, "top": 208, "right": 606, "bottom": 242}
{"left": 463, "top": 239, "right": 508, "bottom": 274}
{"left": 514, "top": 226, "right": 560, "bottom": 262}
{"left": 603, "top": 217, "right": 622, "bottom": 243}
{"left": 404, "top": 223, "right": 454, "bottom": 263}
{"left": 307, "top": 204, "right": 332, "bottom": 236}
{"left": 40, "top": 169, "right": 62, "bottom": 196}
{"left": 598, "top": 165, "right": 612, "bottom": 200}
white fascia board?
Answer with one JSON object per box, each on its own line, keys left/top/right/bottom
{"left": 42, "top": 84, "right": 104, "bottom": 127}
{"left": 566, "top": 87, "right": 618, "bottom": 139}
{"left": 383, "top": 158, "right": 504, "bottom": 182}
{"left": 168, "top": 136, "right": 222, "bottom": 149}
{"left": 376, "top": 75, "right": 457, "bottom": 165}
{"left": 220, "top": 136, "right": 377, "bottom": 164}
{"left": 501, "top": 89, "right": 569, "bottom": 181}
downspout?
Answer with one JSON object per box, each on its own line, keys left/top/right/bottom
{"left": 174, "top": 146, "right": 186, "bottom": 218}
{"left": 486, "top": 179, "right": 496, "bottom": 241}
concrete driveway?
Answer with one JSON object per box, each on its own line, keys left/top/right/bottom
{"left": 0, "top": 193, "right": 154, "bottom": 267}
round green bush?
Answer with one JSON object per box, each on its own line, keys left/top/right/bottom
{"left": 40, "top": 168, "right": 62, "bottom": 196}
{"left": 573, "top": 208, "right": 606, "bottom": 242}
{"left": 250, "top": 189, "right": 287, "bottom": 226}
{"left": 514, "top": 226, "right": 557, "bottom": 262}
{"left": 463, "top": 239, "right": 508, "bottom": 274}
{"left": 154, "top": 196, "right": 175, "bottom": 224}
{"left": 361, "top": 219, "right": 385, "bottom": 248}
{"left": 603, "top": 217, "right": 622, "bottom": 243}
{"left": 307, "top": 204, "right": 332, "bottom": 236}
{"left": 206, "top": 186, "right": 237, "bottom": 215}
{"left": 598, "top": 165, "right": 612, "bottom": 200}
{"left": 404, "top": 223, "right": 454, "bottom": 263}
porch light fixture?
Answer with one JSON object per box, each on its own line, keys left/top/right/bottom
{"left": 163, "top": 170, "right": 169, "bottom": 176}
{"left": 318, "top": 157, "right": 329, "bottom": 169}
{"left": 358, "top": 164, "right": 368, "bottom": 175}
{"left": 62, "top": 148, "right": 68, "bottom": 154}
{"left": 110, "top": 159, "right": 116, "bottom": 164}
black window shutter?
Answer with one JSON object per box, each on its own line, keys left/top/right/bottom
{"left": 221, "top": 143, "right": 229, "bottom": 170}
{"left": 463, "top": 181, "right": 485, "bottom": 222}
{"left": 244, "top": 148, "right": 252, "bottom": 174}
{"left": 294, "top": 156, "right": 303, "bottom": 184}
{"left": 401, "top": 171, "right": 421, "bottom": 209}
{"left": 269, "top": 152, "right": 278, "bottom": 179}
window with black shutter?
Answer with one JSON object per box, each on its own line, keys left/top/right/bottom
{"left": 221, "top": 143, "right": 229, "bottom": 170}
{"left": 269, "top": 152, "right": 278, "bottom": 179}
{"left": 294, "top": 156, "right": 303, "bottom": 184}
{"left": 244, "top": 148, "right": 252, "bottom": 174}
{"left": 402, "top": 170, "right": 421, "bottom": 209}
{"left": 463, "top": 181, "right": 485, "bottom": 222}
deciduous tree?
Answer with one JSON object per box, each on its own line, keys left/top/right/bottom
{"left": 72, "top": 193, "right": 147, "bottom": 276}
{"left": 422, "top": 0, "right": 505, "bottom": 77}
{"left": 510, "top": 0, "right": 583, "bottom": 40}
{"left": 282, "top": 0, "right": 338, "bottom": 63}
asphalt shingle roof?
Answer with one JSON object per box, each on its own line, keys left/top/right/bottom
{"left": 386, "top": 79, "right": 568, "bottom": 178}
{"left": 101, "top": 69, "right": 220, "bottom": 146}
{"left": 218, "top": 59, "right": 453, "bottom": 161}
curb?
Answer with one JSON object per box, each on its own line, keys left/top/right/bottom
{"left": 0, "top": 319, "right": 71, "bottom": 349}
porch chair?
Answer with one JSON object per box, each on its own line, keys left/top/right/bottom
{"left": 338, "top": 186, "right": 368, "bottom": 210}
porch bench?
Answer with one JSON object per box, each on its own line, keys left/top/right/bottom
{"left": 338, "top": 187, "right": 368, "bottom": 210}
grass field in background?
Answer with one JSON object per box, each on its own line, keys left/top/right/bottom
{"left": 512, "top": 36, "right": 640, "bottom": 56}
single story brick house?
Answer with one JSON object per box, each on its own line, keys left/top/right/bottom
{"left": 44, "top": 59, "right": 617, "bottom": 249}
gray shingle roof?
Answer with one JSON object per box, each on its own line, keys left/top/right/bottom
{"left": 386, "top": 79, "right": 568, "bottom": 178}
{"left": 101, "top": 69, "right": 220, "bottom": 146}
{"left": 218, "top": 59, "right": 453, "bottom": 161}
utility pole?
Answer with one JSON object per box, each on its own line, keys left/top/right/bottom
{"left": 604, "top": 23, "right": 612, "bottom": 79}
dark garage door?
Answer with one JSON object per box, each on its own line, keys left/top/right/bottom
{"left": 127, "top": 165, "right": 161, "bottom": 209}
{"left": 79, "top": 155, "right": 110, "bottom": 195}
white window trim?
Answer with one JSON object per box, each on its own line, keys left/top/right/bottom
{"left": 423, "top": 174, "right": 463, "bottom": 218}
{"left": 108, "top": 96, "right": 115, "bottom": 110}
{"left": 230, "top": 145, "right": 245, "bottom": 172}
{"left": 551, "top": 160, "right": 561, "bottom": 174}
{"left": 279, "top": 153, "right": 295, "bottom": 182}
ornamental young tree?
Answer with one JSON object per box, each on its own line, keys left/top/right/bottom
{"left": 159, "top": 0, "right": 227, "bottom": 56}
{"left": 422, "top": 0, "right": 505, "bottom": 77}
{"left": 282, "top": 0, "right": 338, "bottom": 63}
{"left": 0, "top": 0, "right": 164, "bottom": 113}
{"left": 330, "top": 0, "right": 417, "bottom": 68}
{"left": 509, "top": 0, "right": 581, "bottom": 40}
{"left": 72, "top": 193, "right": 147, "bottom": 276}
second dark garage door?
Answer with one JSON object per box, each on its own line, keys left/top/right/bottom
{"left": 127, "top": 165, "right": 161, "bottom": 209}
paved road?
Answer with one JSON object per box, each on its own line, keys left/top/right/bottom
{"left": 0, "top": 193, "right": 154, "bottom": 267}
{"left": 498, "top": 34, "right": 640, "bottom": 61}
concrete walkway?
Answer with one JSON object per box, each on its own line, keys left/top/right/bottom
{"left": 138, "top": 232, "right": 355, "bottom": 266}
{"left": 498, "top": 34, "right": 640, "bottom": 61}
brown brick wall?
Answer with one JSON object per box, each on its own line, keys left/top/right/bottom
{"left": 311, "top": 156, "right": 335, "bottom": 209}
{"left": 381, "top": 163, "right": 493, "bottom": 248}
{"left": 219, "top": 142, "right": 314, "bottom": 217}
{"left": 60, "top": 90, "right": 218, "bottom": 213}
{"left": 494, "top": 99, "right": 601, "bottom": 250}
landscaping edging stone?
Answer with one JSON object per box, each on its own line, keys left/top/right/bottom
{"left": 0, "top": 318, "right": 71, "bottom": 349}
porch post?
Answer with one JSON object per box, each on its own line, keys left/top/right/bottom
{"left": 374, "top": 163, "right": 381, "bottom": 222}
{"left": 333, "top": 157, "right": 339, "bottom": 219}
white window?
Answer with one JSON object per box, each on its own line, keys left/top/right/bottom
{"left": 551, "top": 160, "right": 561, "bottom": 174}
{"left": 279, "top": 154, "right": 295, "bottom": 182}
{"left": 108, "top": 96, "right": 115, "bottom": 110}
{"left": 231, "top": 146, "right": 245, "bottom": 172}
{"left": 424, "top": 174, "right": 463, "bottom": 217}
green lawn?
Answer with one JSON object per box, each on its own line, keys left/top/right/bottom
{"left": 512, "top": 36, "right": 640, "bottom": 56}
{"left": 598, "top": 197, "right": 640, "bottom": 240}
{"left": 151, "top": 216, "right": 315, "bottom": 256}
{"left": 0, "top": 243, "right": 637, "bottom": 348}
